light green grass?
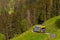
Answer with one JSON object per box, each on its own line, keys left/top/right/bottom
{"left": 11, "top": 15, "right": 60, "bottom": 40}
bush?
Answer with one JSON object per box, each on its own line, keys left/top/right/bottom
{"left": 0, "top": 33, "right": 4, "bottom": 40}
{"left": 21, "top": 19, "right": 27, "bottom": 32}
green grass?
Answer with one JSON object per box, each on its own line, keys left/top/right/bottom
{"left": 11, "top": 15, "right": 60, "bottom": 40}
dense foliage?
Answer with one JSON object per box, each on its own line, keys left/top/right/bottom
{"left": 0, "top": 0, "right": 60, "bottom": 40}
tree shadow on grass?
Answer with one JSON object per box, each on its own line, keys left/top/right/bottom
{"left": 55, "top": 19, "right": 60, "bottom": 29}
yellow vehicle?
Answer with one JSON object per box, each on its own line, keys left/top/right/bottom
{"left": 33, "top": 25, "right": 46, "bottom": 33}
{"left": 40, "top": 25, "right": 46, "bottom": 28}
{"left": 40, "top": 25, "right": 46, "bottom": 33}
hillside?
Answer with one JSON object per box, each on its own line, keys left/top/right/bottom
{"left": 11, "top": 16, "right": 60, "bottom": 40}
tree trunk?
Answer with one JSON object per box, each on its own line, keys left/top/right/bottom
{"left": 26, "top": 9, "right": 31, "bottom": 28}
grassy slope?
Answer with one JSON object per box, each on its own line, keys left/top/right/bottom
{"left": 11, "top": 16, "right": 60, "bottom": 40}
